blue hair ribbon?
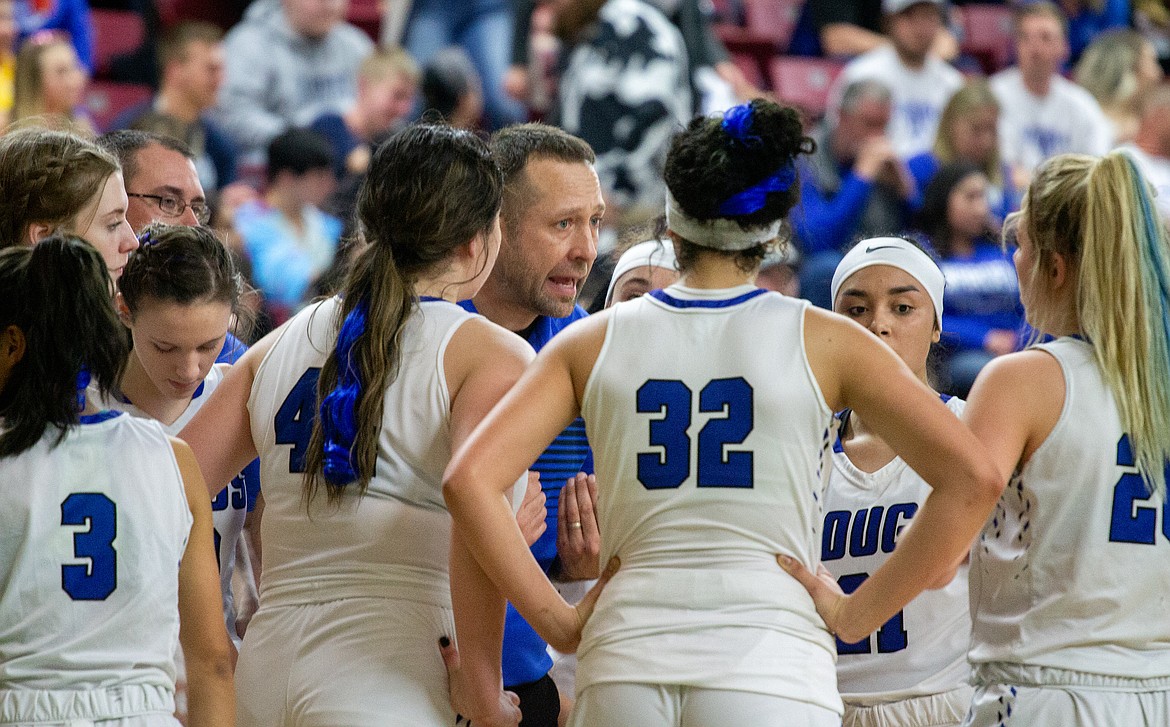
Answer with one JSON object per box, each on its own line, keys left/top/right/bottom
{"left": 721, "top": 103, "right": 761, "bottom": 147}
{"left": 717, "top": 165, "right": 797, "bottom": 217}
{"left": 76, "top": 367, "right": 90, "bottom": 413}
{"left": 320, "top": 301, "right": 368, "bottom": 486}
{"left": 137, "top": 229, "right": 157, "bottom": 247}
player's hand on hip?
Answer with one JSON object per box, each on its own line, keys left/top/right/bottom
{"left": 545, "top": 555, "right": 619, "bottom": 654}
{"left": 440, "top": 637, "right": 522, "bottom": 727}
{"left": 556, "top": 473, "right": 601, "bottom": 580}
{"left": 517, "top": 471, "right": 547, "bottom": 547}
{"left": 777, "top": 554, "right": 848, "bottom": 638}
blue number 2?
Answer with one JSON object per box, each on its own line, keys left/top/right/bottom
{"left": 61, "top": 493, "right": 117, "bottom": 601}
{"left": 1108, "top": 434, "right": 1170, "bottom": 544}
{"left": 636, "top": 377, "right": 754, "bottom": 490}
{"left": 275, "top": 368, "right": 321, "bottom": 474}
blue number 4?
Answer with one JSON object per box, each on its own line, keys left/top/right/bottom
{"left": 1109, "top": 435, "right": 1170, "bottom": 544}
{"left": 275, "top": 368, "right": 321, "bottom": 474}
{"left": 61, "top": 493, "right": 117, "bottom": 601}
{"left": 636, "top": 377, "right": 754, "bottom": 490}
{"left": 835, "top": 572, "right": 907, "bottom": 654}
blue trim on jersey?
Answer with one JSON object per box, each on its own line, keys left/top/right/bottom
{"left": 192, "top": 381, "right": 205, "bottom": 399}
{"left": 79, "top": 410, "right": 123, "bottom": 425}
{"left": 216, "top": 332, "right": 247, "bottom": 364}
{"left": 648, "top": 287, "right": 767, "bottom": 309}
{"left": 419, "top": 296, "right": 445, "bottom": 302}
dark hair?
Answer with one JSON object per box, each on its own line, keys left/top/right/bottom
{"left": 119, "top": 222, "right": 247, "bottom": 327}
{"left": 303, "top": 123, "right": 504, "bottom": 503}
{"left": 0, "top": 235, "right": 128, "bottom": 458}
{"left": 915, "top": 161, "right": 984, "bottom": 257}
{"left": 159, "top": 20, "right": 223, "bottom": 72}
{"left": 421, "top": 47, "right": 479, "bottom": 121}
{"left": 490, "top": 123, "right": 595, "bottom": 239}
{"left": 266, "top": 128, "right": 335, "bottom": 184}
{"left": 664, "top": 98, "right": 814, "bottom": 272}
{"left": 0, "top": 128, "right": 120, "bottom": 250}
{"left": 96, "top": 129, "right": 195, "bottom": 187}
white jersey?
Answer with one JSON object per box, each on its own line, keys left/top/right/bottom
{"left": 247, "top": 296, "right": 518, "bottom": 609}
{"left": 1119, "top": 143, "right": 1170, "bottom": 222}
{"left": 822, "top": 396, "right": 972, "bottom": 703}
{"left": 828, "top": 45, "right": 963, "bottom": 159}
{"left": 990, "top": 68, "right": 1113, "bottom": 173}
{"left": 0, "top": 413, "right": 191, "bottom": 721}
{"left": 969, "top": 337, "right": 1170, "bottom": 679}
{"left": 578, "top": 284, "right": 841, "bottom": 714}
{"left": 93, "top": 364, "right": 251, "bottom": 640}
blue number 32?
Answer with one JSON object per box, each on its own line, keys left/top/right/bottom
{"left": 636, "top": 377, "right": 754, "bottom": 490}
{"left": 61, "top": 493, "right": 117, "bottom": 601}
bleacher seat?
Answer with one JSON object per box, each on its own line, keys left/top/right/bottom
{"left": 731, "top": 52, "right": 766, "bottom": 91}
{"left": 958, "top": 4, "right": 1014, "bottom": 75}
{"left": 91, "top": 9, "right": 146, "bottom": 77}
{"left": 85, "top": 81, "right": 153, "bottom": 132}
{"left": 742, "top": 0, "right": 803, "bottom": 51}
{"left": 347, "top": 0, "right": 381, "bottom": 42}
{"left": 768, "top": 56, "right": 844, "bottom": 121}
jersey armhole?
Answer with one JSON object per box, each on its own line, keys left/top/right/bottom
{"left": 1018, "top": 343, "right": 1072, "bottom": 470}
{"left": 797, "top": 300, "right": 835, "bottom": 422}
{"left": 579, "top": 308, "right": 617, "bottom": 424}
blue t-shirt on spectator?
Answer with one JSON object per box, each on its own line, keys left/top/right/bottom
{"left": 936, "top": 239, "right": 1024, "bottom": 353}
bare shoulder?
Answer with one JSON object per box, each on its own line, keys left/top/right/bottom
{"left": 453, "top": 315, "right": 535, "bottom": 367}
{"left": 971, "top": 347, "right": 1065, "bottom": 402}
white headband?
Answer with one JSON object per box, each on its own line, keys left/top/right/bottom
{"left": 830, "top": 237, "right": 945, "bottom": 329}
{"left": 605, "top": 239, "right": 678, "bottom": 306}
{"left": 665, "top": 191, "right": 783, "bottom": 251}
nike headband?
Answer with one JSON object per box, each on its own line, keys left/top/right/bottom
{"left": 830, "top": 237, "right": 945, "bottom": 329}
{"left": 605, "top": 239, "right": 678, "bottom": 306}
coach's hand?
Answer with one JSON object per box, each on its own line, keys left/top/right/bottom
{"left": 440, "top": 637, "right": 521, "bottom": 727}
{"left": 556, "top": 473, "right": 601, "bottom": 581}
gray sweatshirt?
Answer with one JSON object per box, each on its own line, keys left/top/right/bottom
{"left": 215, "top": 0, "right": 373, "bottom": 161}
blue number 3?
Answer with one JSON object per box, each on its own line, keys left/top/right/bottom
{"left": 61, "top": 493, "right": 117, "bottom": 600}
{"left": 636, "top": 377, "right": 754, "bottom": 490}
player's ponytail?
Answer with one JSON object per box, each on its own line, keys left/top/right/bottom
{"left": 0, "top": 235, "right": 128, "bottom": 457}
{"left": 302, "top": 123, "right": 503, "bottom": 505}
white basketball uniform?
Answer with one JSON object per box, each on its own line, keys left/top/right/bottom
{"left": 965, "top": 337, "right": 1170, "bottom": 727}
{"left": 575, "top": 284, "right": 842, "bottom": 726}
{"left": 93, "top": 364, "right": 250, "bottom": 641}
{"left": 238, "top": 296, "right": 521, "bottom": 727}
{"left": 823, "top": 396, "right": 973, "bottom": 727}
{"left": 0, "top": 413, "right": 191, "bottom": 725}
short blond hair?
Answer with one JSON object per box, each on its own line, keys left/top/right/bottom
{"left": 359, "top": 46, "right": 420, "bottom": 85}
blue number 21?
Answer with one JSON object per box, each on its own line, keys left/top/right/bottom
{"left": 636, "top": 377, "right": 754, "bottom": 490}
{"left": 61, "top": 493, "right": 117, "bottom": 601}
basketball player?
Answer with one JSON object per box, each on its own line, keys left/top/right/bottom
{"left": 825, "top": 237, "right": 973, "bottom": 727}
{"left": 0, "top": 236, "right": 234, "bottom": 726}
{"left": 443, "top": 99, "right": 1002, "bottom": 727}
{"left": 179, "top": 123, "right": 532, "bottom": 727}
{"left": 788, "top": 151, "right": 1170, "bottom": 726}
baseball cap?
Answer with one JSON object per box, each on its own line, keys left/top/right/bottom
{"left": 883, "top": 0, "right": 946, "bottom": 15}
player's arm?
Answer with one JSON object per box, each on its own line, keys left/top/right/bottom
{"left": 788, "top": 308, "right": 1004, "bottom": 643}
{"left": 444, "top": 313, "right": 610, "bottom": 654}
{"left": 179, "top": 330, "right": 276, "bottom": 499}
{"left": 171, "top": 438, "right": 236, "bottom": 727}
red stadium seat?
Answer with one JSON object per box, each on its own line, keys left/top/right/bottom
{"left": 731, "top": 52, "right": 766, "bottom": 91}
{"left": 768, "top": 56, "right": 844, "bottom": 121}
{"left": 742, "top": 0, "right": 803, "bottom": 51}
{"left": 91, "top": 10, "right": 146, "bottom": 77}
{"left": 85, "top": 81, "right": 153, "bottom": 133}
{"left": 958, "top": 4, "right": 1014, "bottom": 74}
{"left": 347, "top": 0, "right": 381, "bottom": 42}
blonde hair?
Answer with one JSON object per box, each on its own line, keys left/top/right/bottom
{"left": 1075, "top": 29, "right": 1148, "bottom": 111}
{"left": 359, "top": 46, "right": 420, "bottom": 85}
{"left": 12, "top": 33, "right": 74, "bottom": 124}
{"left": 1018, "top": 152, "right": 1170, "bottom": 496}
{"left": 934, "top": 79, "right": 1003, "bottom": 187}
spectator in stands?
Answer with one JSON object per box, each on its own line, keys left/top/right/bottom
{"left": 1063, "top": 0, "right": 1130, "bottom": 62}
{"left": 1075, "top": 29, "right": 1163, "bottom": 146}
{"left": 216, "top": 0, "right": 373, "bottom": 162}
{"left": 11, "top": 30, "right": 90, "bottom": 134}
{"left": 1119, "top": 84, "right": 1170, "bottom": 221}
{"left": 991, "top": 2, "right": 1112, "bottom": 183}
{"left": 310, "top": 46, "right": 419, "bottom": 181}
{"left": 113, "top": 22, "right": 237, "bottom": 193}
{"left": 14, "top": 0, "right": 91, "bottom": 72}
{"left": 908, "top": 79, "right": 1020, "bottom": 225}
{"left": 1134, "top": 0, "right": 1170, "bottom": 74}
{"left": 827, "top": 0, "right": 963, "bottom": 160}
{"left": 404, "top": 0, "right": 525, "bottom": 129}
{"left": 553, "top": 0, "right": 691, "bottom": 225}
{"left": 420, "top": 46, "right": 484, "bottom": 130}
{"left": 792, "top": 79, "right": 915, "bottom": 309}
{"left": 915, "top": 161, "right": 1022, "bottom": 396}
{"left": 0, "top": 1, "right": 16, "bottom": 127}
{"left": 233, "top": 128, "right": 340, "bottom": 325}
{"left": 790, "top": 0, "right": 958, "bottom": 60}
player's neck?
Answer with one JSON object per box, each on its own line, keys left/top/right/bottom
{"left": 841, "top": 411, "right": 898, "bottom": 473}
{"left": 679, "top": 256, "right": 756, "bottom": 290}
{"left": 119, "top": 352, "right": 191, "bottom": 427}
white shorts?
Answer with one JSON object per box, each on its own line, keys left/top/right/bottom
{"left": 964, "top": 664, "right": 1170, "bottom": 727}
{"left": 844, "top": 686, "right": 973, "bottom": 727}
{"left": 235, "top": 597, "right": 457, "bottom": 727}
{"left": 0, "top": 685, "right": 178, "bottom": 726}
{"left": 568, "top": 682, "right": 841, "bottom": 727}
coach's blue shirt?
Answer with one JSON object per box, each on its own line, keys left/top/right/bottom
{"left": 460, "top": 300, "right": 594, "bottom": 687}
